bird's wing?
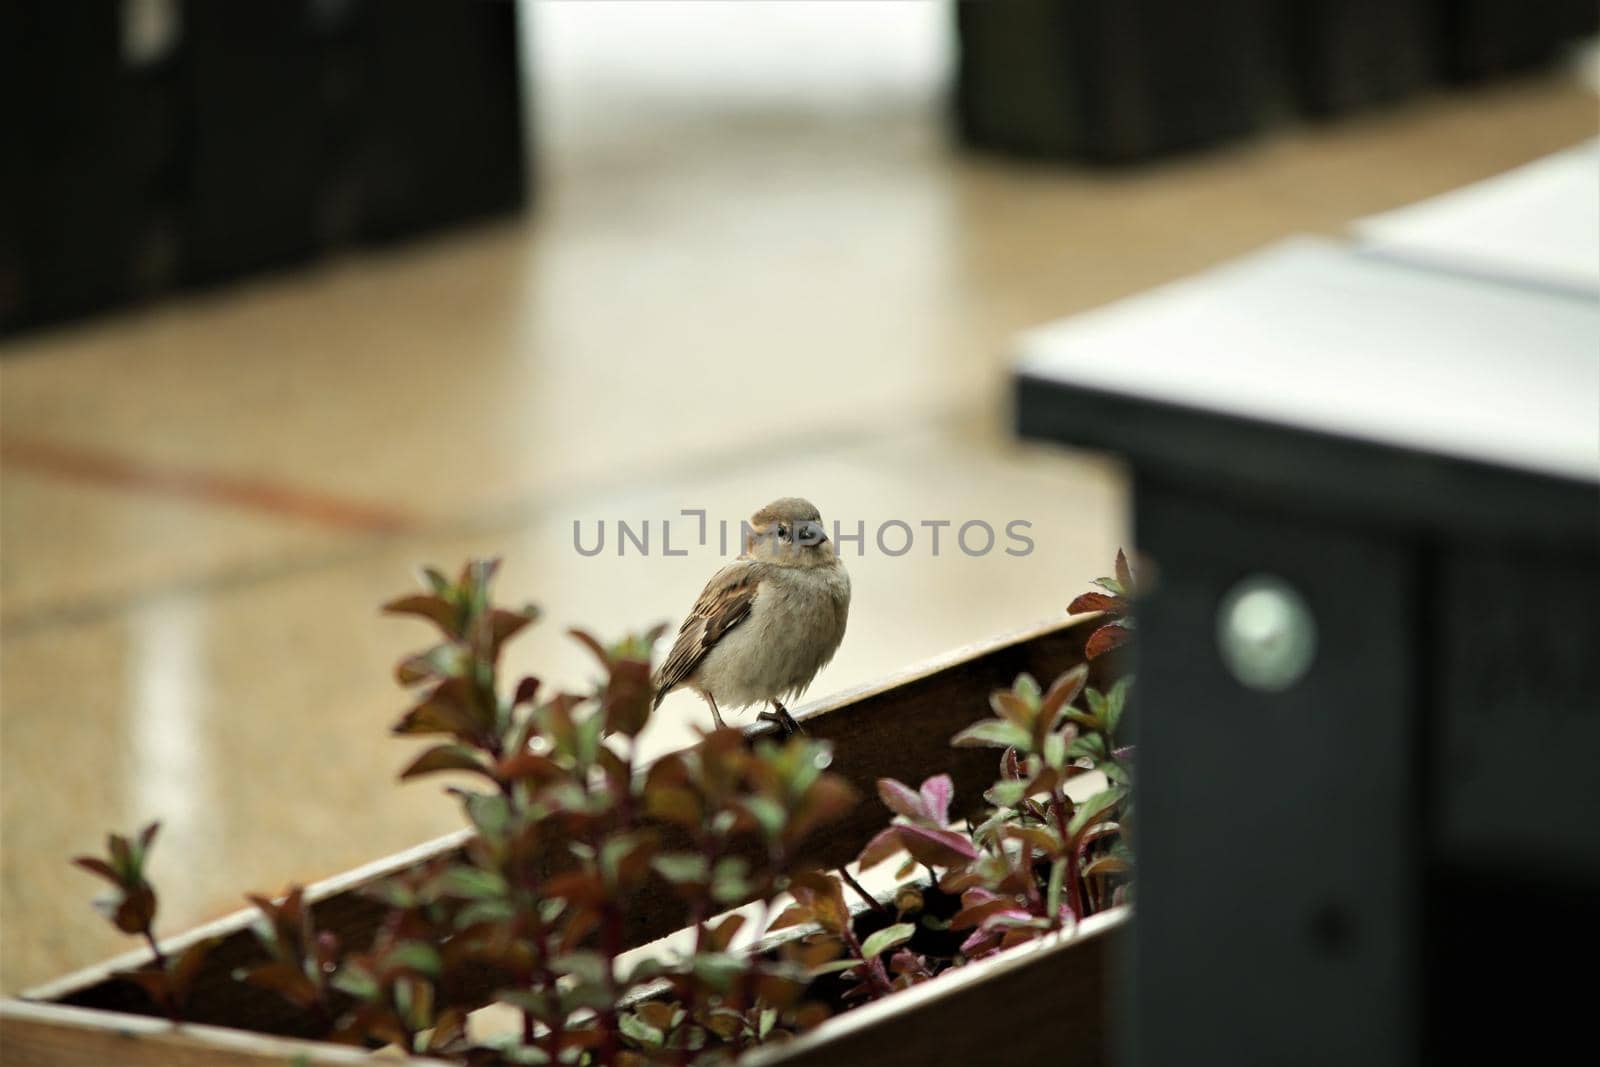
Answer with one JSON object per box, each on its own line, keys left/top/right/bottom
{"left": 652, "top": 562, "right": 763, "bottom": 707}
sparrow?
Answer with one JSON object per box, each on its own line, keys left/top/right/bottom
{"left": 653, "top": 497, "right": 851, "bottom": 735}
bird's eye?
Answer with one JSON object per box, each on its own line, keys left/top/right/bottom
{"left": 776, "top": 524, "right": 789, "bottom": 541}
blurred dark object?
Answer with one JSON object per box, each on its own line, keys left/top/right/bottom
{"left": 1440, "top": 0, "right": 1600, "bottom": 79}
{"left": 1285, "top": 0, "right": 1436, "bottom": 115}
{"left": 1015, "top": 239, "right": 1599, "bottom": 1063}
{"left": 956, "top": 0, "right": 1598, "bottom": 161}
{"left": 954, "top": 0, "right": 1273, "bottom": 162}
{"left": 1, "top": 0, "right": 526, "bottom": 336}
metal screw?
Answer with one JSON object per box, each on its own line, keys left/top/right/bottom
{"left": 1216, "top": 575, "right": 1317, "bottom": 692}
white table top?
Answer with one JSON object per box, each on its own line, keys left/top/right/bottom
{"left": 1014, "top": 237, "right": 1600, "bottom": 485}
{"left": 1354, "top": 140, "right": 1600, "bottom": 299}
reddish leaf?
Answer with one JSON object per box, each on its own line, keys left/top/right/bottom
{"left": 237, "top": 960, "right": 319, "bottom": 1008}
{"left": 567, "top": 628, "right": 609, "bottom": 666}
{"left": 489, "top": 607, "right": 537, "bottom": 650}
{"left": 496, "top": 749, "right": 563, "bottom": 784}
{"left": 512, "top": 676, "right": 541, "bottom": 708}
{"left": 645, "top": 786, "right": 702, "bottom": 829}
{"left": 1068, "top": 591, "right": 1124, "bottom": 617}
{"left": 117, "top": 968, "right": 174, "bottom": 1007}
{"left": 1084, "top": 624, "right": 1131, "bottom": 661}
{"left": 1037, "top": 664, "right": 1089, "bottom": 743}
{"left": 705, "top": 914, "right": 746, "bottom": 953}
{"left": 398, "top": 744, "right": 491, "bottom": 781}
{"left": 167, "top": 940, "right": 217, "bottom": 1004}
{"left": 72, "top": 857, "right": 120, "bottom": 886}
{"left": 109, "top": 884, "right": 157, "bottom": 935}
{"left": 789, "top": 775, "right": 859, "bottom": 842}
{"left": 988, "top": 690, "right": 1033, "bottom": 729}
{"left": 382, "top": 595, "right": 457, "bottom": 633}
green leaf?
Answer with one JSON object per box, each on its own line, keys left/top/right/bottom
{"left": 1067, "top": 732, "right": 1106, "bottom": 761}
{"left": 619, "top": 1011, "right": 664, "bottom": 1047}
{"left": 1012, "top": 673, "right": 1042, "bottom": 706}
{"left": 387, "top": 941, "right": 441, "bottom": 978}
{"left": 435, "top": 865, "right": 506, "bottom": 901}
{"left": 1043, "top": 730, "right": 1067, "bottom": 770}
{"left": 691, "top": 952, "right": 745, "bottom": 991}
{"left": 1067, "top": 786, "right": 1127, "bottom": 843}
{"left": 460, "top": 791, "right": 511, "bottom": 840}
{"left": 1085, "top": 688, "right": 1107, "bottom": 719}
{"left": 984, "top": 778, "right": 1029, "bottom": 808}
{"left": 1094, "top": 576, "right": 1126, "bottom": 597}
{"left": 711, "top": 856, "right": 752, "bottom": 905}
{"left": 1105, "top": 676, "right": 1133, "bottom": 736}
{"left": 573, "top": 709, "right": 605, "bottom": 767}
{"left": 651, "top": 852, "right": 709, "bottom": 885}
{"left": 860, "top": 922, "right": 916, "bottom": 958}
{"left": 1045, "top": 858, "right": 1066, "bottom": 918}
{"left": 552, "top": 951, "right": 609, "bottom": 987}
{"left": 332, "top": 964, "right": 379, "bottom": 1002}
{"left": 952, "top": 720, "right": 1032, "bottom": 750}
{"left": 809, "top": 959, "right": 862, "bottom": 977}
{"left": 743, "top": 795, "right": 787, "bottom": 839}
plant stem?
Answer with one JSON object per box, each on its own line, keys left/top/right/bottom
{"left": 837, "top": 867, "right": 887, "bottom": 914}
{"left": 140, "top": 928, "right": 169, "bottom": 972}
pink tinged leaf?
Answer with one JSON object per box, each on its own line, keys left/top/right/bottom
{"left": 875, "top": 779, "right": 930, "bottom": 822}
{"left": 918, "top": 774, "right": 954, "bottom": 826}
{"left": 950, "top": 897, "right": 1014, "bottom": 930}
{"left": 1115, "top": 548, "right": 1134, "bottom": 592}
{"left": 894, "top": 824, "right": 979, "bottom": 869}
{"left": 856, "top": 827, "right": 908, "bottom": 871}
{"left": 959, "top": 927, "right": 1000, "bottom": 956}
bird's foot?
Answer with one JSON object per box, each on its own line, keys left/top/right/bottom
{"left": 756, "top": 702, "right": 805, "bottom": 738}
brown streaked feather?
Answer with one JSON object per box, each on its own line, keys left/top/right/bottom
{"left": 652, "top": 562, "right": 763, "bottom": 708}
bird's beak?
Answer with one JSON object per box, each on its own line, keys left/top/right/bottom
{"left": 798, "top": 521, "right": 827, "bottom": 547}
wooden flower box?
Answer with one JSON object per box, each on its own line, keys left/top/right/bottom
{"left": 1, "top": 615, "right": 1127, "bottom": 1067}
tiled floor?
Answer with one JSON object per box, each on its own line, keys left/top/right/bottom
{"left": 2, "top": 34, "right": 1595, "bottom": 992}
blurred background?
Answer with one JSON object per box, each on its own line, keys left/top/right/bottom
{"left": 1, "top": 0, "right": 1595, "bottom": 995}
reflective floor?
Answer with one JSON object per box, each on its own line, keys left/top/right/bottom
{"left": 3, "top": 24, "right": 1595, "bottom": 990}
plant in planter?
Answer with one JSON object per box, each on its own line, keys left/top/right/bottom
{"left": 65, "top": 554, "right": 1136, "bottom": 1065}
